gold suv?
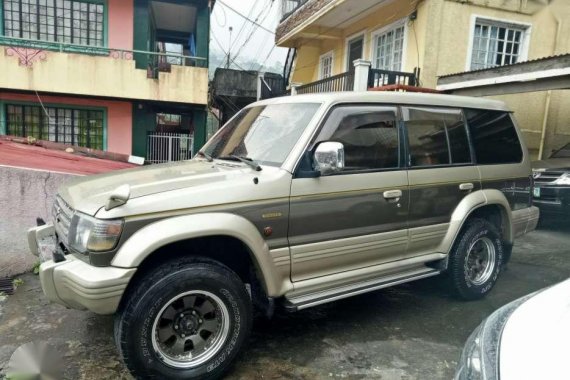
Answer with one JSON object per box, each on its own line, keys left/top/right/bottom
{"left": 28, "top": 92, "right": 539, "bottom": 379}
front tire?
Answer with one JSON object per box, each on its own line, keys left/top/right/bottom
{"left": 115, "top": 258, "right": 252, "bottom": 379}
{"left": 447, "top": 218, "right": 503, "bottom": 300}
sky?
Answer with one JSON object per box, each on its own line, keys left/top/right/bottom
{"left": 210, "top": 0, "right": 289, "bottom": 71}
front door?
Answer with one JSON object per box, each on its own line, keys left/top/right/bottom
{"left": 347, "top": 35, "right": 364, "bottom": 69}
{"left": 402, "top": 106, "right": 481, "bottom": 257}
{"left": 288, "top": 104, "right": 409, "bottom": 282}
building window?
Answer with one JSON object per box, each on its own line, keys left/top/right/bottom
{"left": 373, "top": 23, "right": 405, "bottom": 71}
{"left": 470, "top": 19, "right": 527, "bottom": 70}
{"left": 319, "top": 51, "right": 333, "bottom": 79}
{"left": 5, "top": 104, "right": 104, "bottom": 150}
{"left": 3, "top": 0, "right": 105, "bottom": 46}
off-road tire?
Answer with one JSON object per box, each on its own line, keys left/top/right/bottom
{"left": 447, "top": 218, "right": 503, "bottom": 300}
{"left": 114, "top": 257, "right": 252, "bottom": 380}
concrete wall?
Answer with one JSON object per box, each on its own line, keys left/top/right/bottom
{"left": 0, "top": 48, "right": 209, "bottom": 105}
{"left": 0, "top": 166, "right": 76, "bottom": 277}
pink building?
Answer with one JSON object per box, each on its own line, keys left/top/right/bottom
{"left": 0, "top": 0, "right": 213, "bottom": 162}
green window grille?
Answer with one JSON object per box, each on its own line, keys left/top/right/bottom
{"left": 6, "top": 104, "right": 104, "bottom": 150}
{"left": 3, "top": 0, "right": 105, "bottom": 46}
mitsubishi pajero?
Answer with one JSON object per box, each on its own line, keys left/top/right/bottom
{"left": 28, "top": 92, "right": 539, "bottom": 379}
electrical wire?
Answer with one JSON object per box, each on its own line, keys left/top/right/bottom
{"left": 229, "top": 0, "right": 274, "bottom": 68}
{"left": 213, "top": 2, "right": 227, "bottom": 27}
{"left": 217, "top": 0, "right": 275, "bottom": 35}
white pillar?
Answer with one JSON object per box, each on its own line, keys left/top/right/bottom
{"left": 290, "top": 82, "right": 302, "bottom": 96}
{"left": 353, "top": 59, "right": 371, "bottom": 92}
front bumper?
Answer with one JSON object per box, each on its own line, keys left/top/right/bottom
{"left": 28, "top": 224, "right": 136, "bottom": 315}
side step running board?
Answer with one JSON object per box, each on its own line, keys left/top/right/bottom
{"left": 284, "top": 268, "right": 440, "bottom": 312}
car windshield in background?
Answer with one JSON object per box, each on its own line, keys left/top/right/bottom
{"left": 202, "top": 103, "right": 321, "bottom": 167}
{"left": 551, "top": 143, "right": 570, "bottom": 158}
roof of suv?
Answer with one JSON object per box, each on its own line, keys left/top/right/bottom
{"left": 254, "top": 91, "right": 510, "bottom": 111}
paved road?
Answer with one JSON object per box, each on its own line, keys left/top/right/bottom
{"left": 1, "top": 223, "right": 569, "bottom": 379}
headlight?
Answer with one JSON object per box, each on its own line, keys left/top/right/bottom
{"left": 455, "top": 293, "right": 536, "bottom": 380}
{"left": 554, "top": 173, "right": 570, "bottom": 185}
{"left": 68, "top": 212, "right": 123, "bottom": 253}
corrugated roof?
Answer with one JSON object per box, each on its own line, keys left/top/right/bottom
{"left": 0, "top": 140, "right": 135, "bottom": 175}
{"left": 439, "top": 54, "right": 570, "bottom": 79}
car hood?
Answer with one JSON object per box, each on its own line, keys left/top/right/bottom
{"left": 500, "top": 278, "right": 570, "bottom": 380}
{"left": 532, "top": 158, "right": 570, "bottom": 171}
{"left": 58, "top": 159, "right": 285, "bottom": 217}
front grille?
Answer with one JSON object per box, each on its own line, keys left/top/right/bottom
{"left": 534, "top": 170, "right": 565, "bottom": 185}
{"left": 53, "top": 195, "right": 74, "bottom": 244}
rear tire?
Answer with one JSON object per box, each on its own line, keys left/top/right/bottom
{"left": 447, "top": 218, "right": 503, "bottom": 300}
{"left": 115, "top": 258, "right": 252, "bottom": 379}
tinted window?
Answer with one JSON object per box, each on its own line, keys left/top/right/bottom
{"left": 403, "top": 107, "right": 471, "bottom": 167}
{"left": 317, "top": 106, "right": 399, "bottom": 171}
{"left": 465, "top": 110, "right": 523, "bottom": 164}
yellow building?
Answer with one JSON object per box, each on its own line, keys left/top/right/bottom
{"left": 276, "top": 0, "right": 570, "bottom": 158}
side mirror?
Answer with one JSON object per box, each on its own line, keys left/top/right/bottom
{"left": 314, "top": 141, "right": 345, "bottom": 176}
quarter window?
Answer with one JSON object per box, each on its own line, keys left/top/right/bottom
{"left": 403, "top": 107, "right": 471, "bottom": 167}
{"left": 6, "top": 104, "right": 104, "bottom": 150}
{"left": 465, "top": 109, "right": 523, "bottom": 164}
{"left": 3, "top": 0, "right": 105, "bottom": 46}
{"left": 317, "top": 106, "right": 400, "bottom": 171}
{"left": 470, "top": 20, "right": 527, "bottom": 70}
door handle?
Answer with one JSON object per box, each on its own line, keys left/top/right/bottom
{"left": 459, "top": 183, "right": 474, "bottom": 191}
{"left": 383, "top": 189, "right": 402, "bottom": 199}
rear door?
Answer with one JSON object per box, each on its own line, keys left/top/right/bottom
{"left": 288, "top": 104, "right": 409, "bottom": 281}
{"left": 402, "top": 106, "right": 481, "bottom": 257}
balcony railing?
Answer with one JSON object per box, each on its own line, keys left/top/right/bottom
{"left": 0, "top": 36, "right": 208, "bottom": 69}
{"left": 281, "top": 0, "right": 309, "bottom": 20}
{"left": 296, "top": 71, "right": 355, "bottom": 95}
{"left": 368, "top": 68, "right": 417, "bottom": 88}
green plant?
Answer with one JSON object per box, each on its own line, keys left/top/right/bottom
{"left": 12, "top": 278, "right": 24, "bottom": 289}
{"left": 33, "top": 261, "right": 41, "bottom": 275}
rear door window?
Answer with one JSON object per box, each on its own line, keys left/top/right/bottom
{"left": 402, "top": 107, "right": 472, "bottom": 167}
{"left": 465, "top": 109, "right": 523, "bottom": 164}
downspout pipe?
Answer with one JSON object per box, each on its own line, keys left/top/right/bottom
{"left": 538, "top": 11, "right": 561, "bottom": 160}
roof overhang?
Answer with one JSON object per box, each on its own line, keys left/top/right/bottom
{"left": 437, "top": 55, "right": 570, "bottom": 97}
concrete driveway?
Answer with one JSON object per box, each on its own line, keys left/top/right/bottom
{"left": 1, "top": 224, "right": 569, "bottom": 379}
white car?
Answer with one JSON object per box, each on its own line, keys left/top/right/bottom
{"left": 455, "top": 278, "right": 570, "bottom": 380}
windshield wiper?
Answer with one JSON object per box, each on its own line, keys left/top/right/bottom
{"left": 196, "top": 151, "right": 213, "bottom": 162}
{"left": 218, "top": 155, "right": 262, "bottom": 171}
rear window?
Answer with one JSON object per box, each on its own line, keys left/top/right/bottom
{"left": 465, "top": 109, "right": 523, "bottom": 164}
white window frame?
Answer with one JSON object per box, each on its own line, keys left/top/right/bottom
{"left": 370, "top": 18, "right": 408, "bottom": 72}
{"left": 465, "top": 15, "right": 532, "bottom": 71}
{"left": 318, "top": 50, "right": 334, "bottom": 79}
{"left": 343, "top": 30, "right": 367, "bottom": 71}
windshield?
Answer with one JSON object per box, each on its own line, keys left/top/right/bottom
{"left": 202, "top": 103, "right": 321, "bottom": 167}
{"left": 551, "top": 143, "right": 570, "bottom": 158}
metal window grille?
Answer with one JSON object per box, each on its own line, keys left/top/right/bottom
{"left": 471, "top": 22, "right": 524, "bottom": 70}
{"left": 146, "top": 132, "right": 194, "bottom": 164}
{"left": 5, "top": 104, "right": 104, "bottom": 150}
{"left": 3, "top": 0, "right": 105, "bottom": 46}
{"left": 374, "top": 25, "right": 405, "bottom": 71}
